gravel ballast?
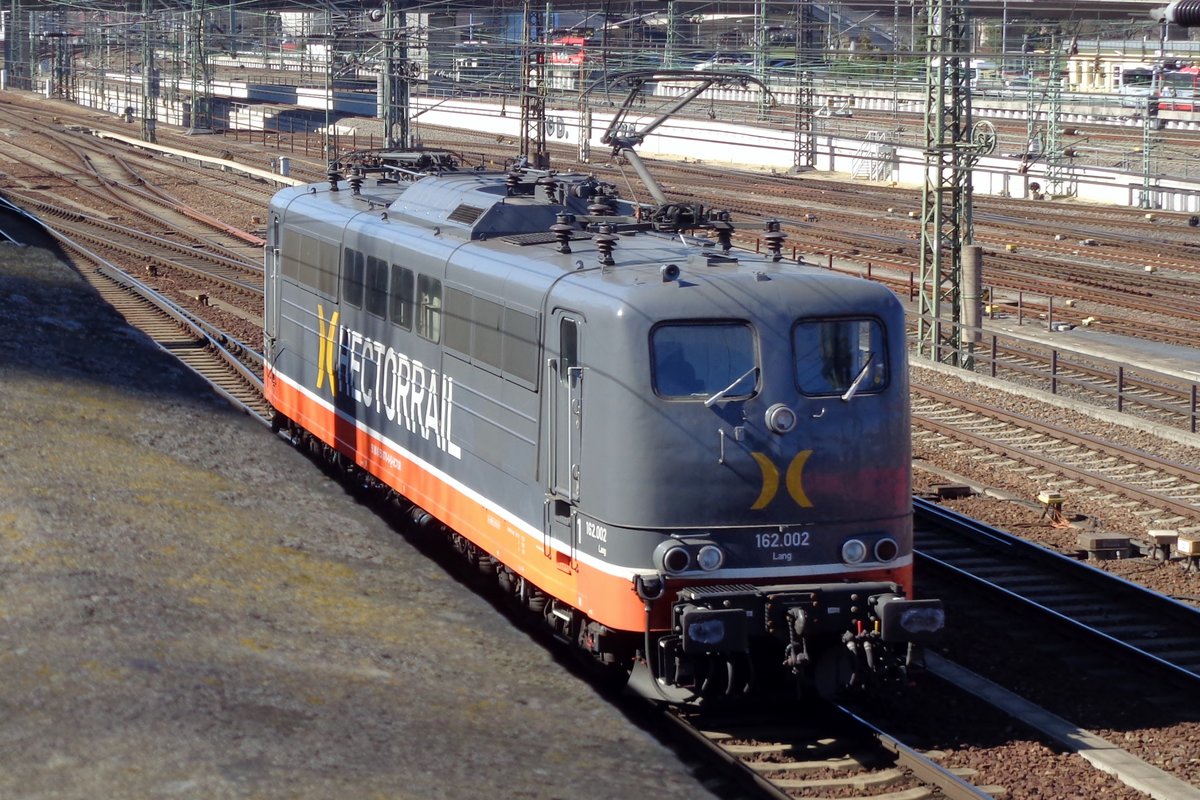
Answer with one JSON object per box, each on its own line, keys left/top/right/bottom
{"left": 0, "top": 236, "right": 719, "bottom": 799}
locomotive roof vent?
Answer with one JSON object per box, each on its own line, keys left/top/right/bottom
{"left": 448, "top": 204, "right": 486, "bottom": 225}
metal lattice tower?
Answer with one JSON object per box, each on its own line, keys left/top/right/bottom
{"left": 917, "top": 0, "right": 973, "bottom": 365}
{"left": 755, "top": 0, "right": 769, "bottom": 118}
{"left": 1045, "top": 49, "right": 1073, "bottom": 198}
{"left": 380, "top": 0, "right": 411, "bottom": 150}
{"left": 665, "top": 0, "right": 679, "bottom": 68}
{"left": 141, "top": 0, "right": 158, "bottom": 142}
{"left": 1025, "top": 67, "right": 1039, "bottom": 160}
{"left": 48, "top": 31, "right": 73, "bottom": 99}
{"left": 519, "top": 0, "right": 548, "bottom": 169}
{"left": 1140, "top": 102, "right": 1157, "bottom": 208}
{"left": 187, "top": 0, "right": 212, "bottom": 133}
{"left": 4, "top": 0, "right": 27, "bottom": 90}
{"left": 792, "top": 0, "right": 815, "bottom": 170}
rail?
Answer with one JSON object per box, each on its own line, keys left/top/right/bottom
{"left": 915, "top": 498, "right": 1200, "bottom": 687}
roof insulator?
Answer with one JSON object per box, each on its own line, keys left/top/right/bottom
{"left": 594, "top": 224, "right": 617, "bottom": 267}
{"left": 763, "top": 219, "right": 786, "bottom": 262}
{"left": 711, "top": 210, "right": 734, "bottom": 253}
{"left": 550, "top": 212, "right": 576, "bottom": 254}
{"left": 588, "top": 199, "right": 614, "bottom": 216}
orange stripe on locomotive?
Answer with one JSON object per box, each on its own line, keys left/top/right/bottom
{"left": 265, "top": 367, "right": 912, "bottom": 633}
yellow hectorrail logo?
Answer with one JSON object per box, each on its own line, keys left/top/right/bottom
{"left": 750, "top": 450, "right": 813, "bottom": 509}
{"left": 316, "top": 304, "right": 339, "bottom": 397}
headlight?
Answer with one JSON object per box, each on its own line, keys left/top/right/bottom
{"left": 679, "top": 606, "right": 749, "bottom": 653}
{"left": 841, "top": 538, "right": 868, "bottom": 564}
{"left": 662, "top": 545, "right": 691, "bottom": 574}
{"left": 696, "top": 544, "right": 724, "bottom": 571}
{"left": 901, "top": 605, "right": 945, "bottom": 634}
{"left": 765, "top": 403, "right": 797, "bottom": 434}
{"left": 873, "top": 595, "right": 945, "bottom": 644}
{"left": 687, "top": 618, "right": 726, "bottom": 646}
{"left": 874, "top": 537, "right": 899, "bottom": 562}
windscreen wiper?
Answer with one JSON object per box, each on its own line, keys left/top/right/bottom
{"left": 840, "top": 355, "right": 875, "bottom": 402}
{"left": 704, "top": 366, "right": 758, "bottom": 408}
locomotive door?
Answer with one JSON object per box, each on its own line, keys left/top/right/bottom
{"left": 264, "top": 215, "right": 281, "bottom": 344}
{"left": 546, "top": 312, "right": 583, "bottom": 559}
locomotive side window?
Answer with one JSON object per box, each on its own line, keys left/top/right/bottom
{"left": 417, "top": 275, "right": 442, "bottom": 343}
{"left": 472, "top": 297, "right": 503, "bottom": 368}
{"left": 364, "top": 255, "right": 389, "bottom": 318}
{"left": 315, "top": 240, "right": 339, "bottom": 297}
{"left": 444, "top": 286, "right": 539, "bottom": 387}
{"left": 651, "top": 323, "right": 755, "bottom": 400}
{"left": 559, "top": 318, "right": 578, "bottom": 386}
{"left": 443, "top": 287, "right": 472, "bottom": 354}
{"left": 342, "top": 248, "right": 365, "bottom": 308}
{"left": 389, "top": 265, "right": 415, "bottom": 330}
{"left": 281, "top": 230, "right": 302, "bottom": 282}
{"left": 503, "top": 307, "right": 539, "bottom": 386}
{"left": 792, "top": 318, "right": 886, "bottom": 396}
{"left": 280, "top": 230, "right": 338, "bottom": 298}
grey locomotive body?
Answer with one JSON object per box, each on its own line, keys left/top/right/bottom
{"left": 264, "top": 157, "right": 942, "bottom": 699}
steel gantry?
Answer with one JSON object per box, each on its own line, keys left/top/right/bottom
{"left": 186, "top": 0, "right": 213, "bottom": 134}
{"left": 519, "top": 0, "right": 548, "bottom": 169}
{"left": 380, "top": 0, "right": 411, "bottom": 150}
{"left": 792, "top": 0, "right": 815, "bottom": 171}
{"left": 1043, "top": 49, "right": 1075, "bottom": 198}
{"left": 917, "top": 0, "right": 992, "bottom": 367}
{"left": 141, "top": 0, "right": 158, "bottom": 142}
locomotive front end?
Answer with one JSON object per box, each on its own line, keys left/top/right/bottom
{"left": 576, "top": 262, "right": 944, "bottom": 700}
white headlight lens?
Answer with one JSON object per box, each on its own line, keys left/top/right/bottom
{"left": 841, "top": 539, "right": 868, "bottom": 564}
{"left": 696, "top": 545, "right": 724, "bottom": 571}
{"left": 901, "top": 606, "right": 945, "bottom": 634}
{"left": 687, "top": 619, "right": 726, "bottom": 646}
{"left": 765, "top": 403, "right": 797, "bottom": 434}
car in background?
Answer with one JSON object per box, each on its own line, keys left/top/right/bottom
{"left": 692, "top": 53, "right": 753, "bottom": 71}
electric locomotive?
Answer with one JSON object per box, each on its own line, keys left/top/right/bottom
{"left": 263, "top": 151, "right": 943, "bottom": 701}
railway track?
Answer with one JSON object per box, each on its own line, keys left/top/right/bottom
{"left": 38, "top": 224, "right": 271, "bottom": 423}
{"left": 664, "top": 703, "right": 997, "bottom": 800}
{"left": 0, "top": 107, "right": 269, "bottom": 256}
{"left": 911, "top": 382, "right": 1200, "bottom": 530}
{"left": 6, "top": 109, "right": 1196, "bottom": 469}
{"left": 648, "top": 496, "right": 1200, "bottom": 799}
{"left": 10, "top": 194, "right": 262, "bottom": 290}
{"left": 916, "top": 499, "right": 1200, "bottom": 685}
{"left": 6, "top": 123, "right": 1199, "bottom": 800}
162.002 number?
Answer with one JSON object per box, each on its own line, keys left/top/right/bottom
{"left": 755, "top": 531, "right": 809, "bottom": 549}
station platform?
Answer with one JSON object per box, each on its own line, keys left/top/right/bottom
{"left": 980, "top": 311, "right": 1200, "bottom": 385}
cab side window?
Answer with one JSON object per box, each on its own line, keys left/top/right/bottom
{"left": 417, "top": 274, "right": 442, "bottom": 342}
{"left": 342, "top": 249, "right": 365, "bottom": 308}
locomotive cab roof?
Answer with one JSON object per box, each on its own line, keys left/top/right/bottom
{"left": 365, "top": 169, "right": 639, "bottom": 242}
